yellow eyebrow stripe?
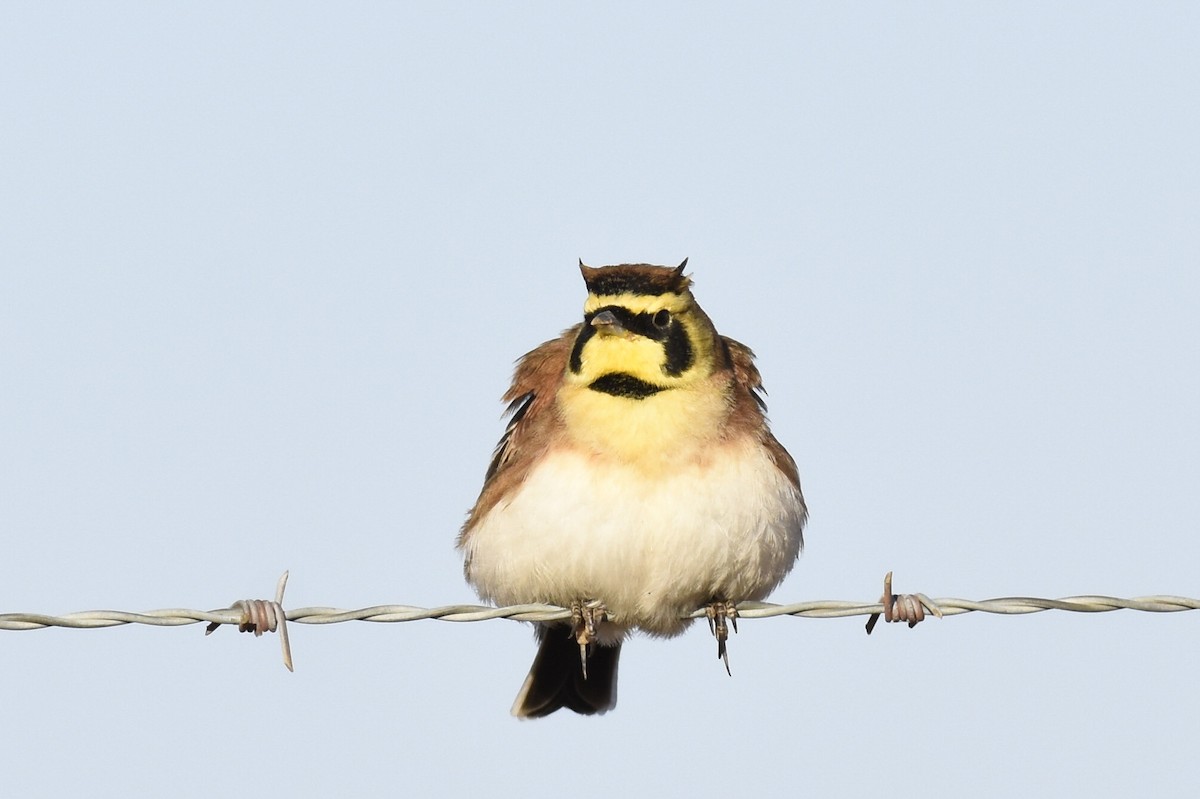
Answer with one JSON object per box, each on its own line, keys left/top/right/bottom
{"left": 584, "top": 292, "right": 692, "bottom": 315}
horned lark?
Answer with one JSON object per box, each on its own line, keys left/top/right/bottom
{"left": 458, "top": 259, "right": 806, "bottom": 717}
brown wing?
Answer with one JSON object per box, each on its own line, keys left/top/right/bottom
{"left": 457, "top": 325, "right": 579, "bottom": 545}
{"left": 721, "top": 336, "right": 803, "bottom": 493}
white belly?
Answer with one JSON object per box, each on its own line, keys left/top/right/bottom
{"left": 464, "top": 440, "right": 806, "bottom": 637}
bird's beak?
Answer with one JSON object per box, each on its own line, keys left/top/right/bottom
{"left": 590, "top": 310, "right": 625, "bottom": 335}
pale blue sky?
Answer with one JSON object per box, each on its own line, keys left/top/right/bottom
{"left": 3, "top": 4, "right": 1198, "bottom": 797}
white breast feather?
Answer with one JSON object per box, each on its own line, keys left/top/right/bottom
{"left": 464, "top": 440, "right": 806, "bottom": 638}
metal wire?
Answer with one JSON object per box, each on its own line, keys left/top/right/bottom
{"left": 7, "top": 568, "right": 1193, "bottom": 673}
{"left": 4, "top": 594, "right": 1198, "bottom": 632}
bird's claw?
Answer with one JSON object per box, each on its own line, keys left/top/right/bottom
{"left": 706, "top": 600, "right": 738, "bottom": 676}
{"left": 569, "top": 600, "right": 608, "bottom": 679}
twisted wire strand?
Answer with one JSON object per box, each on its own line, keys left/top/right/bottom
{"left": 3, "top": 594, "right": 1198, "bottom": 632}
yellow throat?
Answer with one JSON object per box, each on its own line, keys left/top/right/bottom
{"left": 558, "top": 263, "right": 732, "bottom": 469}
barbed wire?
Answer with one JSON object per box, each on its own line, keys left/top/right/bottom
{"left": 5, "top": 594, "right": 1198, "bottom": 631}
{"left": 2, "top": 571, "right": 1196, "bottom": 670}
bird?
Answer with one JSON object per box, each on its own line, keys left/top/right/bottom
{"left": 458, "top": 259, "right": 806, "bottom": 718}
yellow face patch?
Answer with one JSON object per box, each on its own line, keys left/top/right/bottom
{"left": 570, "top": 288, "right": 720, "bottom": 387}
{"left": 571, "top": 332, "right": 667, "bottom": 386}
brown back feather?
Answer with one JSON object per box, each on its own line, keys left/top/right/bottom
{"left": 721, "top": 336, "right": 803, "bottom": 493}
{"left": 458, "top": 326, "right": 578, "bottom": 542}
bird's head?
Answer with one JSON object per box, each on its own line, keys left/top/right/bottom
{"left": 567, "top": 259, "right": 723, "bottom": 399}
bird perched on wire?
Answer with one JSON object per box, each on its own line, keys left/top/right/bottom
{"left": 458, "top": 259, "right": 806, "bottom": 717}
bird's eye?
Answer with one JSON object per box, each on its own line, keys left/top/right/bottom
{"left": 652, "top": 309, "right": 671, "bottom": 328}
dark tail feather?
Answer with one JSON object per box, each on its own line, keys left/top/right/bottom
{"left": 510, "top": 625, "right": 621, "bottom": 718}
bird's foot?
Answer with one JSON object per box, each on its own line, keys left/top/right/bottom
{"left": 706, "top": 599, "right": 739, "bottom": 676}
{"left": 569, "top": 600, "right": 608, "bottom": 680}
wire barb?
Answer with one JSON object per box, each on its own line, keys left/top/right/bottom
{"left": 865, "top": 571, "right": 944, "bottom": 634}
{"left": 204, "top": 571, "right": 293, "bottom": 672}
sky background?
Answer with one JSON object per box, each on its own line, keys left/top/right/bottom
{"left": 3, "top": 4, "right": 1198, "bottom": 797}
